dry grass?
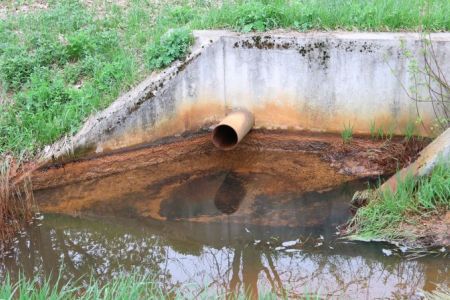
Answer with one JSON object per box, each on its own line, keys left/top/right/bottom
{"left": 0, "top": 156, "right": 35, "bottom": 252}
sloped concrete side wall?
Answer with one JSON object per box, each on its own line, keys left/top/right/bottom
{"left": 47, "top": 31, "right": 450, "bottom": 159}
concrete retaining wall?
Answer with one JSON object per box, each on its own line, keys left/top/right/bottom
{"left": 46, "top": 31, "right": 450, "bottom": 159}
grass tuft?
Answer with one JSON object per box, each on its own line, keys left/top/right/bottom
{"left": 347, "top": 161, "right": 450, "bottom": 243}
{"left": 341, "top": 122, "right": 353, "bottom": 143}
{"left": 0, "top": 271, "right": 320, "bottom": 300}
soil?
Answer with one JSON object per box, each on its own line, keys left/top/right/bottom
{"left": 31, "top": 129, "right": 429, "bottom": 190}
{"left": 403, "top": 211, "right": 450, "bottom": 248}
{"left": 10, "top": 129, "right": 447, "bottom": 250}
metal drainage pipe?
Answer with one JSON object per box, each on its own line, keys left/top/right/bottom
{"left": 212, "top": 109, "right": 255, "bottom": 150}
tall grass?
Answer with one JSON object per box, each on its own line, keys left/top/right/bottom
{"left": 0, "top": 271, "right": 320, "bottom": 300}
{"left": 347, "top": 161, "right": 450, "bottom": 243}
{"left": 0, "top": 272, "right": 166, "bottom": 300}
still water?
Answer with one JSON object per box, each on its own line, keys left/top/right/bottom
{"left": 1, "top": 150, "right": 449, "bottom": 299}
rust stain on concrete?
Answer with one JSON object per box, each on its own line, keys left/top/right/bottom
{"left": 98, "top": 101, "right": 225, "bottom": 153}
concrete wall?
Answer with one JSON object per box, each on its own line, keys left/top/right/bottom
{"left": 46, "top": 31, "right": 450, "bottom": 159}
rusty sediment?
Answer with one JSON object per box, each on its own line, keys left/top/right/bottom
{"left": 31, "top": 130, "right": 429, "bottom": 191}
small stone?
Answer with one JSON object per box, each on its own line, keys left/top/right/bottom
{"left": 282, "top": 239, "right": 299, "bottom": 247}
{"left": 285, "top": 249, "right": 300, "bottom": 253}
{"left": 382, "top": 249, "right": 393, "bottom": 256}
{"left": 399, "top": 246, "right": 408, "bottom": 253}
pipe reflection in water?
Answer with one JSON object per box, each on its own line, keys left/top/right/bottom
{"left": 4, "top": 148, "right": 449, "bottom": 298}
{"left": 214, "top": 172, "right": 246, "bottom": 214}
{"left": 1, "top": 181, "right": 448, "bottom": 298}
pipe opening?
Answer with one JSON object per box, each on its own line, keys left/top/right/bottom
{"left": 212, "top": 125, "right": 238, "bottom": 150}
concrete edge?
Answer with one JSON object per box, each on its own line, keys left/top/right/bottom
{"left": 381, "top": 128, "right": 450, "bottom": 193}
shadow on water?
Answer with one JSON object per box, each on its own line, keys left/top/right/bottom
{"left": 1, "top": 150, "right": 449, "bottom": 299}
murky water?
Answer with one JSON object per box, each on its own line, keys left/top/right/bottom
{"left": 1, "top": 150, "right": 449, "bottom": 299}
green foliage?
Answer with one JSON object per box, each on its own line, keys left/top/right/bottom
{"left": 377, "top": 127, "right": 385, "bottom": 140}
{"left": 1, "top": 0, "right": 449, "bottom": 155}
{"left": 232, "top": 2, "right": 285, "bottom": 32}
{"left": 349, "top": 161, "right": 450, "bottom": 241}
{"left": 0, "top": 271, "right": 319, "bottom": 299}
{"left": 404, "top": 120, "right": 417, "bottom": 141}
{"left": 0, "top": 273, "right": 164, "bottom": 300}
{"left": 0, "top": 47, "right": 37, "bottom": 91}
{"left": 341, "top": 122, "right": 353, "bottom": 144}
{"left": 386, "top": 124, "right": 395, "bottom": 140}
{"left": 146, "top": 28, "right": 194, "bottom": 71}
{"left": 369, "top": 121, "right": 396, "bottom": 140}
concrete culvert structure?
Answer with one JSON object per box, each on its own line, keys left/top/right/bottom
{"left": 212, "top": 110, "right": 254, "bottom": 150}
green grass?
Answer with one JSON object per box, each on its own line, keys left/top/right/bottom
{"left": 347, "top": 161, "right": 450, "bottom": 243}
{"left": 0, "top": 272, "right": 320, "bottom": 300}
{"left": 404, "top": 120, "right": 417, "bottom": 141}
{"left": 1, "top": 0, "right": 449, "bottom": 155}
{"left": 0, "top": 272, "right": 167, "bottom": 300}
{"left": 341, "top": 122, "right": 353, "bottom": 143}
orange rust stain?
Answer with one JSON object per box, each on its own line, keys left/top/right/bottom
{"left": 35, "top": 149, "right": 353, "bottom": 226}
{"left": 100, "top": 100, "right": 225, "bottom": 153}
{"left": 32, "top": 130, "right": 428, "bottom": 227}
{"left": 71, "top": 97, "right": 436, "bottom": 161}
{"left": 33, "top": 130, "right": 428, "bottom": 191}
{"left": 247, "top": 101, "right": 435, "bottom": 136}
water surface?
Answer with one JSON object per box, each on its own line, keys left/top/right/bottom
{"left": 1, "top": 150, "right": 448, "bottom": 299}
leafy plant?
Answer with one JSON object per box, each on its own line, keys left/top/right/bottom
{"left": 0, "top": 48, "right": 37, "bottom": 92}
{"left": 392, "top": 34, "right": 450, "bottom": 135}
{"left": 146, "top": 28, "right": 194, "bottom": 71}
{"left": 233, "top": 2, "right": 283, "bottom": 32}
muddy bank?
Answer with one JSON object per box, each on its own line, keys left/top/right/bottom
{"left": 32, "top": 130, "right": 428, "bottom": 190}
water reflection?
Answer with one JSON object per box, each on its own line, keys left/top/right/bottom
{"left": 1, "top": 188, "right": 448, "bottom": 298}
{"left": 214, "top": 172, "right": 246, "bottom": 215}
{"left": 3, "top": 149, "right": 449, "bottom": 298}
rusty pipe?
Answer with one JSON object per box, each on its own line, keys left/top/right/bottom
{"left": 212, "top": 109, "right": 254, "bottom": 150}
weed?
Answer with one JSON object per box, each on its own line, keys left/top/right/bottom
{"left": 386, "top": 123, "right": 396, "bottom": 140}
{"left": 341, "top": 122, "right": 353, "bottom": 144}
{"left": 377, "top": 127, "right": 385, "bottom": 140}
{"left": 0, "top": 271, "right": 319, "bottom": 299}
{"left": 404, "top": 121, "right": 416, "bottom": 141}
{"left": 146, "top": 27, "right": 194, "bottom": 71}
{"left": 347, "top": 161, "right": 450, "bottom": 243}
